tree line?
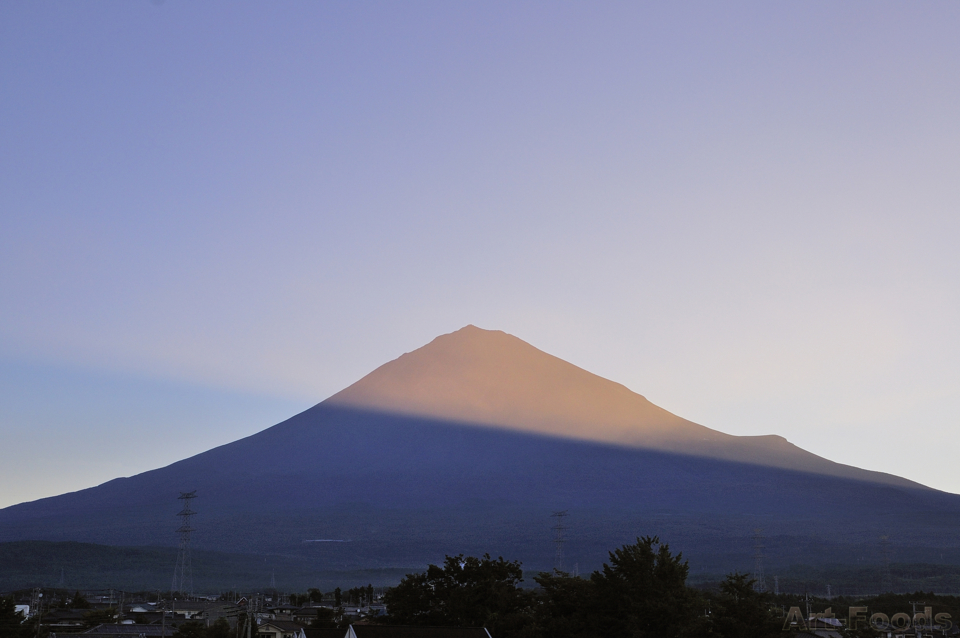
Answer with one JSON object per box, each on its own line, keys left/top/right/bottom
{"left": 378, "top": 535, "right": 780, "bottom": 637}
{"left": 374, "top": 536, "right": 960, "bottom": 636}
{"left": 272, "top": 536, "right": 784, "bottom": 635}
{"left": 286, "top": 585, "right": 374, "bottom": 609}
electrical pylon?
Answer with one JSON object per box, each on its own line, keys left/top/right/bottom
{"left": 880, "top": 535, "right": 893, "bottom": 592}
{"left": 171, "top": 491, "right": 197, "bottom": 597}
{"left": 551, "top": 511, "right": 568, "bottom": 571}
{"left": 752, "top": 528, "right": 766, "bottom": 593}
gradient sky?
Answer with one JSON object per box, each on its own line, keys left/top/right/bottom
{"left": 2, "top": 2, "right": 959, "bottom": 508}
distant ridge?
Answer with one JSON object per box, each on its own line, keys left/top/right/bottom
{"left": 330, "top": 325, "right": 920, "bottom": 489}
{"left": 0, "top": 540, "right": 413, "bottom": 591}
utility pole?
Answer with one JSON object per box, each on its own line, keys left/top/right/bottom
{"left": 909, "top": 600, "right": 926, "bottom": 632}
{"left": 241, "top": 605, "right": 253, "bottom": 638}
{"left": 33, "top": 590, "right": 43, "bottom": 638}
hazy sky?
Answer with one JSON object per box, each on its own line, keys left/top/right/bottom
{"left": 2, "top": 2, "right": 959, "bottom": 508}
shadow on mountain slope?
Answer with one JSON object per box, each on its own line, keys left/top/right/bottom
{"left": 2, "top": 403, "right": 958, "bottom": 577}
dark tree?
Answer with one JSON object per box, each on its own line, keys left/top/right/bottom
{"left": 526, "top": 571, "right": 595, "bottom": 638}
{"left": 82, "top": 608, "right": 117, "bottom": 629}
{"left": 206, "top": 617, "right": 232, "bottom": 638}
{"left": 69, "top": 592, "right": 90, "bottom": 609}
{"left": 347, "top": 587, "right": 362, "bottom": 606}
{"left": 383, "top": 553, "right": 533, "bottom": 635}
{"left": 310, "top": 607, "right": 339, "bottom": 628}
{"left": 171, "top": 620, "right": 207, "bottom": 638}
{"left": 288, "top": 593, "right": 309, "bottom": 607}
{"left": 589, "top": 536, "right": 707, "bottom": 638}
{"left": 334, "top": 587, "right": 342, "bottom": 607}
{"left": 0, "top": 597, "right": 28, "bottom": 638}
{"left": 308, "top": 588, "right": 323, "bottom": 604}
{"left": 708, "top": 573, "right": 780, "bottom": 638}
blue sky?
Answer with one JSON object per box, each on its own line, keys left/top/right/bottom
{"left": 2, "top": 1, "right": 959, "bottom": 508}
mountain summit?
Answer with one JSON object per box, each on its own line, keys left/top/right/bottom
{"left": 330, "top": 325, "right": 914, "bottom": 488}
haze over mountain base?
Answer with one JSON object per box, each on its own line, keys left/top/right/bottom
{"left": 6, "top": 539, "right": 960, "bottom": 595}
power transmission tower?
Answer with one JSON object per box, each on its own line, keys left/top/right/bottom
{"left": 551, "top": 511, "right": 568, "bottom": 571}
{"left": 752, "top": 528, "right": 766, "bottom": 593}
{"left": 774, "top": 575, "right": 779, "bottom": 595}
{"left": 880, "top": 535, "right": 892, "bottom": 592}
{"left": 171, "top": 491, "right": 197, "bottom": 598}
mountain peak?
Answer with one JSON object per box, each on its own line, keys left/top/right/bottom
{"left": 327, "top": 326, "right": 920, "bottom": 488}
{"left": 329, "top": 324, "right": 705, "bottom": 448}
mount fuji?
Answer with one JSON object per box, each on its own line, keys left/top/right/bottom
{"left": 2, "top": 326, "right": 958, "bottom": 585}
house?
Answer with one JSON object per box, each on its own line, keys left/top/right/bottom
{"left": 293, "top": 607, "right": 337, "bottom": 625}
{"left": 257, "top": 620, "right": 308, "bottom": 638}
{"left": 126, "top": 611, "right": 166, "bottom": 625}
{"left": 346, "top": 627, "right": 492, "bottom": 638}
{"left": 43, "top": 608, "right": 88, "bottom": 631}
{"left": 267, "top": 605, "right": 302, "bottom": 620}
{"left": 164, "top": 601, "right": 240, "bottom": 627}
